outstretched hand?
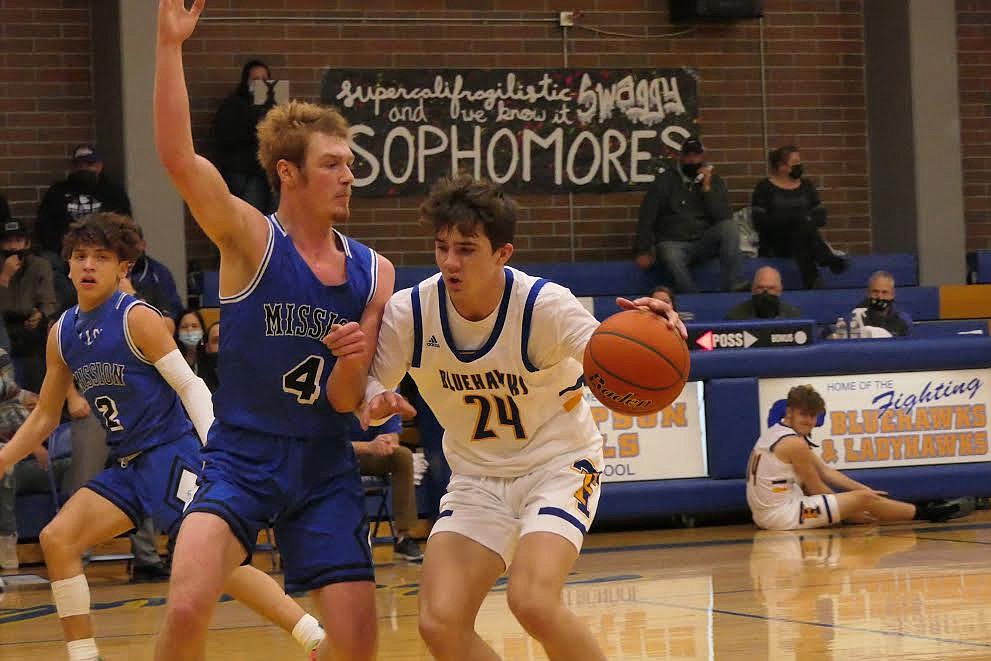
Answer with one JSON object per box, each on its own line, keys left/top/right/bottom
{"left": 359, "top": 391, "right": 417, "bottom": 430}
{"left": 616, "top": 296, "right": 687, "bottom": 339}
{"left": 158, "top": 0, "right": 205, "bottom": 45}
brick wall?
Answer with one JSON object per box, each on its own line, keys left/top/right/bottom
{"left": 0, "top": 0, "right": 94, "bottom": 228}
{"left": 958, "top": 0, "right": 991, "bottom": 251}
{"left": 6, "top": 2, "right": 987, "bottom": 271}
{"left": 181, "top": 0, "right": 869, "bottom": 268}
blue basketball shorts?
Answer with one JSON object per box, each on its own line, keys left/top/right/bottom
{"left": 85, "top": 432, "right": 202, "bottom": 539}
{"left": 185, "top": 422, "right": 372, "bottom": 593}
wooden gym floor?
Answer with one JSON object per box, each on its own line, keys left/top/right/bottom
{"left": 4, "top": 512, "right": 991, "bottom": 660}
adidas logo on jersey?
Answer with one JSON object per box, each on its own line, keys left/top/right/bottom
{"left": 426, "top": 335, "right": 440, "bottom": 348}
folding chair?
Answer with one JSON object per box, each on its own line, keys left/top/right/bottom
{"left": 362, "top": 475, "right": 395, "bottom": 546}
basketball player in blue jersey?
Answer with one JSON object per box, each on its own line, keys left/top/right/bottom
{"left": 0, "top": 213, "right": 326, "bottom": 661}
{"left": 155, "top": 2, "right": 394, "bottom": 659}
{"left": 361, "top": 174, "right": 685, "bottom": 660}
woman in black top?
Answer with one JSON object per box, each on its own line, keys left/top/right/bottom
{"left": 751, "top": 146, "right": 847, "bottom": 288}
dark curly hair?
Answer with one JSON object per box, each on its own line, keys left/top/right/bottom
{"left": 61, "top": 212, "right": 142, "bottom": 262}
{"left": 786, "top": 384, "right": 826, "bottom": 416}
{"left": 419, "top": 173, "right": 518, "bottom": 249}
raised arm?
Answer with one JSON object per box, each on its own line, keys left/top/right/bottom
{"left": 154, "top": 0, "right": 268, "bottom": 269}
{"left": 0, "top": 326, "right": 73, "bottom": 473}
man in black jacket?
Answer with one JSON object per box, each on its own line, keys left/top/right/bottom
{"left": 851, "top": 271, "right": 911, "bottom": 337}
{"left": 634, "top": 136, "right": 743, "bottom": 293}
{"left": 36, "top": 145, "right": 132, "bottom": 258}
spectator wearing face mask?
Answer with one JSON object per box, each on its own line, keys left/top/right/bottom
{"left": 634, "top": 136, "right": 744, "bottom": 294}
{"left": 726, "top": 266, "right": 803, "bottom": 320}
{"left": 751, "top": 145, "right": 848, "bottom": 289}
{"left": 850, "top": 271, "right": 910, "bottom": 337}
{"left": 176, "top": 309, "right": 208, "bottom": 374}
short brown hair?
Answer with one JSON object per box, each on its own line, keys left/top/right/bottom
{"left": 786, "top": 385, "right": 826, "bottom": 416}
{"left": 256, "top": 101, "right": 350, "bottom": 194}
{"left": 419, "top": 173, "right": 517, "bottom": 249}
{"left": 61, "top": 212, "right": 142, "bottom": 262}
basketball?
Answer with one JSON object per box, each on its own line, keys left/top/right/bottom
{"left": 583, "top": 309, "right": 690, "bottom": 415}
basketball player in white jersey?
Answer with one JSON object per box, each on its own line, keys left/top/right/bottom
{"left": 747, "top": 385, "right": 964, "bottom": 530}
{"left": 361, "top": 174, "right": 685, "bottom": 660}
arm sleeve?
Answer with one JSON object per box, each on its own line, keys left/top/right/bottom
{"left": 154, "top": 349, "right": 215, "bottom": 445}
{"left": 806, "top": 180, "right": 827, "bottom": 227}
{"left": 525, "top": 283, "right": 600, "bottom": 368}
{"left": 365, "top": 292, "right": 415, "bottom": 404}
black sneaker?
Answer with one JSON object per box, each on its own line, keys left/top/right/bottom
{"left": 919, "top": 498, "right": 968, "bottom": 523}
{"left": 131, "top": 563, "right": 171, "bottom": 583}
{"left": 393, "top": 537, "right": 423, "bottom": 562}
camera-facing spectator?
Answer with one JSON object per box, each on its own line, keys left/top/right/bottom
{"left": 634, "top": 136, "right": 744, "bottom": 294}
{"left": 725, "top": 266, "right": 803, "bottom": 321}
{"left": 850, "top": 270, "right": 911, "bottom": 338}
{"left": 213, "top": 59, "right": 277, "bottom": 214}
{"left": 36, "top": 144, "right": 132, "bottom": 259}
{"left": 751, "top": 146, "right": 848, "bottom": 289}
{"left": 0, "top": 220, "right": 57, "bottom": 391}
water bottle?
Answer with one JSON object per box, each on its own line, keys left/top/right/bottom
{"left": 849, "top": 313, "right": 862, "bottom": 339}
{"left": 834, "top": 317, "right": 848, "bottom": 339}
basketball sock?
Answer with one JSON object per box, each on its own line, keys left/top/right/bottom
{"left": 66, "top": 637, "right": 100, "bottom": 661}
{"left": 292, "top": 613, "right": 324, "bottom": 652}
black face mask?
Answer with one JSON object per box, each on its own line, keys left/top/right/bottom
{"left": 681, "top": 162, "right": 702, "bottom": 180}
{"left": 788, "top": 164, "right": 804, "bottom": 179}
{"left": 1, "top": 249, "right": 28, "bottom": 261}
{"left": 868, "top": 297, "right": 890, "bottom": 312}
{"left": 69, "top": 170, "right": 99, "bottom": 187}
{"left": 752, "top": 292, "right": 781, "bottom": 318}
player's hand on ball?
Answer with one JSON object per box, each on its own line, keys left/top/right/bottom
{"left": 322, "top": 322, "right": 367, "bottom": 362}
{"left": 616, "top": 296, "right": 687, "bottom": 339}
{"left": 359, "top": 392, "right": 416, "bottom": 430}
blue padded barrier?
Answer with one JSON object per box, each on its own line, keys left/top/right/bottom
{"left": 388, "top": 253, "right": 918, "bottom": 299}
{"left": 845, "top": 463, "right": 991, "bottom": 502}
{"left": 911, "top": 320, "right": 988, "bottom": 338}
{"left": 596, "top": 478, "right": 748, "bottom": 522}
{"left": 686, "top": 252, "right": 918, "bottom": 291}
{"left": 968, "top": 250, "right": 991, "bottom": 284}
{"left": 688, "top": 336, "right": 991, "bottom": 381}
{"left": 705, "top": 378, "right": 761, "bottom": 480}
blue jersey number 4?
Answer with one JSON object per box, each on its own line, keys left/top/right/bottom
{"left": 282, "top": 355, "right": 325, "bottom": 405}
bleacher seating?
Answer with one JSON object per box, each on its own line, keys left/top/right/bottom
{"left": 389, "top": 253, "right": 919, "bottom": 299}
{"left": 967, "top": 250, "right": 991, "bottom": 284}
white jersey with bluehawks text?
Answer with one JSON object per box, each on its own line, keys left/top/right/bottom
{"left": 56, "top": 291, "right": 193, "bottom": 458}
{"left": 214, "top": 214, "right": 378, "bottom": 442}
{"left": 392, "top": 267, "right": 601, "bottom": 477}
{"left": 746, "top": 421, "right": 818, "bottom": 515}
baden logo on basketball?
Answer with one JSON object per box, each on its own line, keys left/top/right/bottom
{"left": 585, "top": 371, "right": 654, "bottom": 411}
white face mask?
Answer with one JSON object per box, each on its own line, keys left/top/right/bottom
{"left": 178, "top": 330, "right": 203, "bottom": 347}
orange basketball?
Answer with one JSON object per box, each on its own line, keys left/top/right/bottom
{"left": 583, "top": 309, "right": 690, "bottom": 415}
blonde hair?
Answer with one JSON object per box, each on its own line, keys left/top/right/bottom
{"left": 256, "top": 101, "right": 350, "bottom": 193}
